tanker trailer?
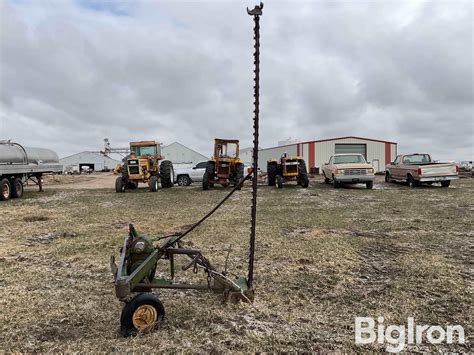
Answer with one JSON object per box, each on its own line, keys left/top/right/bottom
{"left": 0, "top": 140, "right": 62, "bottom": 201}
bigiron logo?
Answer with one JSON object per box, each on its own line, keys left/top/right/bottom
{"left": 355, "top": 317, "right": 466, "bottom": 352}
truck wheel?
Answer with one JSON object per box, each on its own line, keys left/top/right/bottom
{"left": 298, "top": 160, "right": 309, "bottom": 188}
{"left": 115, "top": 177, "right": 125, "bottom": 193}
{"left": 160, "top": 160, "right": 174, "bottom": 188}
{"left": 441, "top": 181, "right": 450, "bottom": 188}
{"left": 11, "top": 178, "right": 23, "bottom": 198}
{"left": 234, "top": 163, "right": 244, "bottom": 190}
{"left": 407, "top": 175, "right": 418, "bottom": 188}
{"left": 120, "top": 293, "right": 165, "bottom": 337}
{"left": 149, "top": 176, "right": 158, "bottom": 192}
{"left": 323, "top": 173, "right": 330, "bottom": 184}
{"left": 385, "top": 172, "right": 392, "bottom": 183}
{"left": 276, "top": 175, "right": 283, "bottom": 189}
{"left": 177, "top": 175, "right": 191, "bottom": 186}
{"left": 332, "top": 175, "right": 340, "bottom": 188}
{"left": 267, "top": 163, "right": 277, "bottom": 186}
{"left": 366, "top": 181, "right": 374, "bottom": 189}
{"left": 0, "top": 178, "right": 11, "bottom": 201}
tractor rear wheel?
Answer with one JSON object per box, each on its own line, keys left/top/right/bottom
{"left": 234, "top": 163, "right": 244, "bottom": 190}
{"left": 267, "top": 163, "right": 277, "bottom": 186}
{"left": 115, "top": 177, "right": 125, "bottom": 193}
{"left": 11, "top": 178, "right": 23, "bottom": 198}
{"left": 149, "top": 176, "right": 158, "bottom": 192}
{"left": 202, "top": 162, "right": 215, "bottom": 190}
{"left": 120, "top": 293, "right": 165, "bottom": 337}
{"left": 298, "top": 160, "right": 309, "bottom": 188}
{"left": 160, "top": 160, "right": 174, "bottom": 188}
{"left": 276, "top": 175, "right": 283, "bottom": 188}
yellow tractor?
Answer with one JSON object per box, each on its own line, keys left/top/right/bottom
{"left": 267, "top": 154, "right": 309, "bottom": 188}
{"left": 115, "top": 141, "right": 174, "bottom": 192}
{"left": 203, "top": 139, "right": 244, "bottom": 190}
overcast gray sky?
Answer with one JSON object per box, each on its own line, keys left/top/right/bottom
{"left": 1, "top": 0, "right": 472, "bottom": 160}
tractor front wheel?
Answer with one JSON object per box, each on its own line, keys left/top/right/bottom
{"left": 115, "top": 177, "right": 125, "bottom": 193}
{"left": 120, "top": 293, "right": 165, "bottom": 337}
{"left": 276, "top": 175, "right": 283, "bottom": 189}
{"left": 160, "top": 160, "right": 174, "bottom": 188}
{"left": 149, "top": 176, "right": 158, "bottom": 192}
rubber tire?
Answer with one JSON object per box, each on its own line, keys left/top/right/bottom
{"left": 332, "top": 176, "right": 340, "bottom": 188}
{"left": 267, "top": 163, "right": 277, "bottom": 186}
{"left": 149, "top": 176, "right": 158, "bottom": 192}
{"left": 122, "top": 155, "right": 130, "bottom": 180}
{"left": 276, "top": 175, "right": 283, "bottom": 189}
{"left": 160, "top": 160, "right": 174, "bottom": 188}
{"left": 120, "top": 293, "right": 165, "bottom": 337}
{"left": 441, "top": 180, "right": 450, "bottom": 188}
{"left": 0, "top": 178, "right": 11, "bottom": 201}
{"left": 202, "top": 162, "right": 215, "bottom": 190}
{"left": 407, "top": 175, "right": 417, "bottom": 188}
{"left": 366, "top": 181, "right": 374, "bottom": 189}
{"left": 323, "top": 173, "right": 330, "bottom": 184}
{"left": 298, "top": 160, "right": 309, "bottom": 188}
{"left": 177, "top": 175, "right": 191, "bottom": 186}
{"left": 10, "top": 178, "right": 23, "bottom": 198}
{"left": 115, "top": 177, "right": 125, "bottom": 193}
{"left": 234, "top": 163, "right": 244, "bottom": 190}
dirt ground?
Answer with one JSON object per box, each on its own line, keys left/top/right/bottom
{"left": 0, "top": 174, "right": 472, "bottom": 352}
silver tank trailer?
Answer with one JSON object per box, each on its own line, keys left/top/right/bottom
{"left": 0, "top": 141, "right": 59, "bottom": 165}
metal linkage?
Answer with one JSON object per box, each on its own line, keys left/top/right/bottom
{"left": 247, "top": 2, "right": 263, "bottom": 288}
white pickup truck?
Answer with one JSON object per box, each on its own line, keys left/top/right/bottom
{"left": 174, "top": 162, "right": 208, "bottom": 186}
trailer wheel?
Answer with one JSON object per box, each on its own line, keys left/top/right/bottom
{"left": 115, "top": 177, "right": 125, "bottom": 193}
{"left": 1, "top": 178, "right": 12, "bottom": 201}
{"left": 276, "top": 175, "right": 283, "bottom": 189}
{"left": 10, "top": 178, "right": 24, "bottom": 198}
{"left": 149, "top": 176, "right": 159, "bottom": 192}
{"left": 120, "top": 293, "right": 165, "bottom": 337}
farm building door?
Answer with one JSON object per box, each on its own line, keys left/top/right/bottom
{"left": 372, "top": 159, "right": 379, "bottom": 172}
{"left": 335, "top": 143, "right": 367, "bottom": 159}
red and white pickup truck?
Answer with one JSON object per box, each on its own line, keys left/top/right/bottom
{"left": 385, "top": 154, "right": 459, "bottom": 187}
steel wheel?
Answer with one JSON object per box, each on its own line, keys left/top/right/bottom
{"left": 120, "top": 293, "right": 165, "bottom": 337}
{"left": 177, "top": 175, "right": 190, "bottom": 186}
{"left": 132, "top": 305, "right": 158, "bottom": 330}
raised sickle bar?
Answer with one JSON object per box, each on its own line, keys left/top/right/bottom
{"left": 247, "top": 2, "right": 263, "bottom": 288}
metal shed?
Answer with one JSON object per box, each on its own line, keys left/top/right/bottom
{"left": 259, "top": 136, "right": 397, "bottom": 173}
{"left": 59, "top": 152, "right": 121, "bottom": 172}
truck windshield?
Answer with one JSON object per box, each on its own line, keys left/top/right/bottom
{"left": 402, "top": 154, "right": 431, "bottom": 164}
{"left": 131, "top": 146, "right": 155, "bottom": 156}
{"left": 216, "top": 143, "right": 237, "bottom": 158}
{"left": 334, "top": 155, "right": 366, "bottom": 164}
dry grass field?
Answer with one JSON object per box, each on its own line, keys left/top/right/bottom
{"left": 0, "top": 174, "right": 472, "bottom": 352}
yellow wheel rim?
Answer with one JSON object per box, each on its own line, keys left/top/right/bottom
{"left": 132, "top": 305, "right": 158, "bottom": 330}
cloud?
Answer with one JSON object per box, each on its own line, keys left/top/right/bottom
{"left": 0, "top": 0, "right": 472, "bottom": 160}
